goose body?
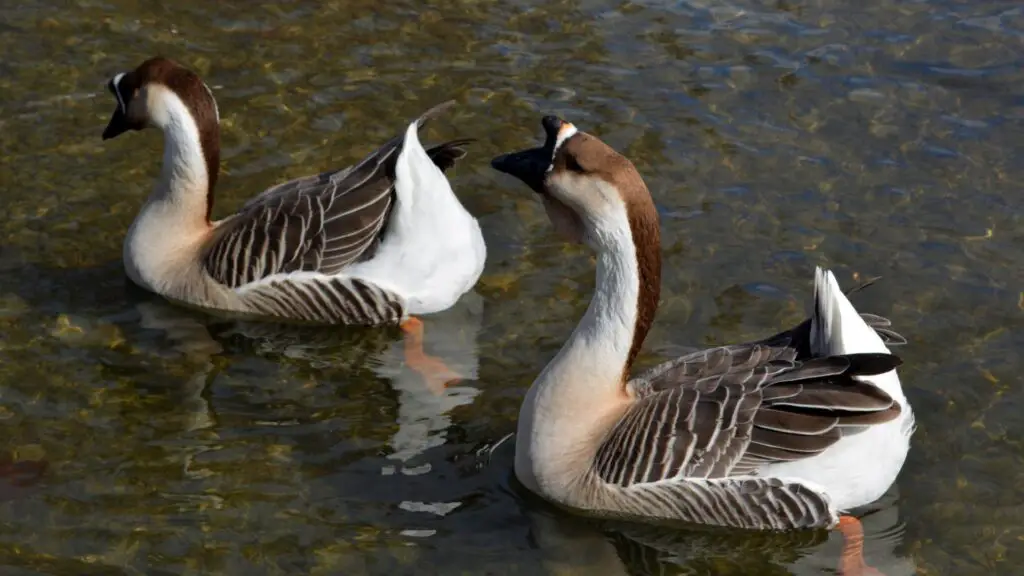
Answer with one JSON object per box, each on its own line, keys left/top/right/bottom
{"left": 491, "top": 116, "right": 914, "bottom": 534}
{"left": 103, "top": 57, "right": 484, "bottom": 326}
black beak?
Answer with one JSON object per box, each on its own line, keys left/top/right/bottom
{"left": 491, "top": 147, "right": 550, "bottom": 194}
{"left": 491, "top": 115, "right": 569, "bottom": 194}
{"left": 102, "top": 107, "right": 130, "bottom": 140}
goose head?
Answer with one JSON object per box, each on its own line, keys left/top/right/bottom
{"left": 491, "top": 115, "right": 659, "bottom": 253}
{"left": 101, "top": 57, "right": 222, "bottom": 217}
{"left": 102, "top": 56, "right": 219, "bottom": 141}
{"left": 492, "top": 115, "right": 663, "bottom": 388}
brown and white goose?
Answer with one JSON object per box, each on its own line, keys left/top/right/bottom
{"left": 101, "top": 57, "right": 486, "bottom": 381}
{"left": 101, "top": 57, "right": 485, "bottom": 327}
{"left": 492, "top": 116, "right": 914, "bottom": 575}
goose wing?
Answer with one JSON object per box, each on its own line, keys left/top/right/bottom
{"left": 601, "top": 348, "right": 902, "bottom": 485}
{"left": 592, "top": 348, "right": 901, "bottom": 530}
{"left": 202, "top": 101, "right": 470, "bottom": 289}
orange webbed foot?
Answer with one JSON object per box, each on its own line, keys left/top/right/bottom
{"left": 400, "top": 316, "right": 462, "bottom": 395}
{"left": 837, "top": 515, "right": 885, "bottom": 576}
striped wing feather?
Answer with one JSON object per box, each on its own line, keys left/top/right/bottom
{"left": 240, "top": 275, "right": 405, "bottom": 326}
{"left": 203, "top": 101, "right": 471, "bottom": 288}
{"left": 609, "top": 476, "right": 838, "bottom": 530}
{"left": 598, "top": 347, "right": 902, "bottom": 487}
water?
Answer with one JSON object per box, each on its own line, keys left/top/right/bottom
{"left": 1, "top": 0, "right": 1022, "bottom": 574}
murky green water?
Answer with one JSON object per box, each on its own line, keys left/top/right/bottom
{"left": 0, "top": 0, "right": 1022, "bottom": 574}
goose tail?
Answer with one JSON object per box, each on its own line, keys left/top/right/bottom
{"left": 810, "top": 267, "right": 890, "bottom": 357}
{"left": 402, "top": 101, "right": 475, "bottom": 174}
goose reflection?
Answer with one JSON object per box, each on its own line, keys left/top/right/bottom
{"left": 133, "top": 290, "right": 483, "bottom": 476}
{"left": 135, "top": 300, "right": 221, "bottom": 434}
{"left": 371, "top": 291, "right": 483, "bottom": 474}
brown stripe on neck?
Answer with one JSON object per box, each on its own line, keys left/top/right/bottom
{"left": 623, "top": 185, "right": 662, "bottom": 377}
{"left": 553, "top": 127, "right": 662, "bottom": 381}
{"left": 165, "top": 76, "right": 220, "bottom": 222}
{"left": 138, "top": 57, "right": 221, "bottom": 222}
{"left": 200, "top": 119, "right": 220, "bottom": 222}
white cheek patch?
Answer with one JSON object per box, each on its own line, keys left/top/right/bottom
{"left": 111, "top": 73, "right": 127, "bottom": 112}
{"left": 546, "top": 123, "right": 579, "bottom": 173}
{"left": 554, "top": 123, "right": 578, "bottom": 152}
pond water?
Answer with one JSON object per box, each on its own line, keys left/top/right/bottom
{"left": 0, "top": 0, "right": 1022, "bottom": 574}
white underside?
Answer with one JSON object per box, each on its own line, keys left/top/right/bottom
{"left": 235, "top": 121, "right": 486, "bottom": 316}
{"left": 758, "top": 268, "right": 914, "bottom": 511}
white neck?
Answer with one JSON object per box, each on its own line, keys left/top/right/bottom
{"left": 515, "top": 209, "right": 640, "bottom": 495}
{"left": 145, "top": 85, "right": 211, "bottom": 222}
{"left": 122, "top": 86, "right": 214, "bottom": 293}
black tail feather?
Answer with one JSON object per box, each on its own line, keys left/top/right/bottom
{"left": 843, "top": 352, "right": 903, "bottom": 376}
{"left": 426, "top": 138, "right": 475, "bottom": 172}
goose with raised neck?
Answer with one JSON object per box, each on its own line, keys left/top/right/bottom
{"left": 492, "top": 116, "right": 914, "bottom": 574}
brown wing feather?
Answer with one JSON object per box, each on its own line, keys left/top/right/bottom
{"left": 203, "top": 103, "right": 472, "bottom": 288}
{"left": 596, "top": 347, "right": 902, "bottom": 486}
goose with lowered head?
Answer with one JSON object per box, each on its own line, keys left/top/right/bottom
{"left": 491, "top": 115, "right": 914, "bottom": 576}
{"left": 101, "top": 57, "right": 486, "bottom": 380}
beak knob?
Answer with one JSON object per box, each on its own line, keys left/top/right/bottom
{"left": 542, "top": 116, "right": 565, "bottom": 141}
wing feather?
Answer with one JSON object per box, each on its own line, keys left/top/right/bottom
{"left": 607, "top": 476, "right": 838, "bottom": 530}
{"left": 596, "top": 348, "right": 902, "bottom": 486}
{"left": 203, "top": 103, "right": 472, "bottom": 289}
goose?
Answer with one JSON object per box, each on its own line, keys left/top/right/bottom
{"left": 100, "top": 56, "right": 485, "bottom": 383}
{"left": 491, "top": 115, "right": 914, "bottom": 576}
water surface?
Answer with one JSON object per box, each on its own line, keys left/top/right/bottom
{"left": 1, "top": 0, "right": 1022, "bottom": 574}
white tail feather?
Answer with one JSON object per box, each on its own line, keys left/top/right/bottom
{"left": 810, "top": 267, "right": 889, "bottom": 357}
{"left": 344, "top": 120, "right": 485, "bottom": 316}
